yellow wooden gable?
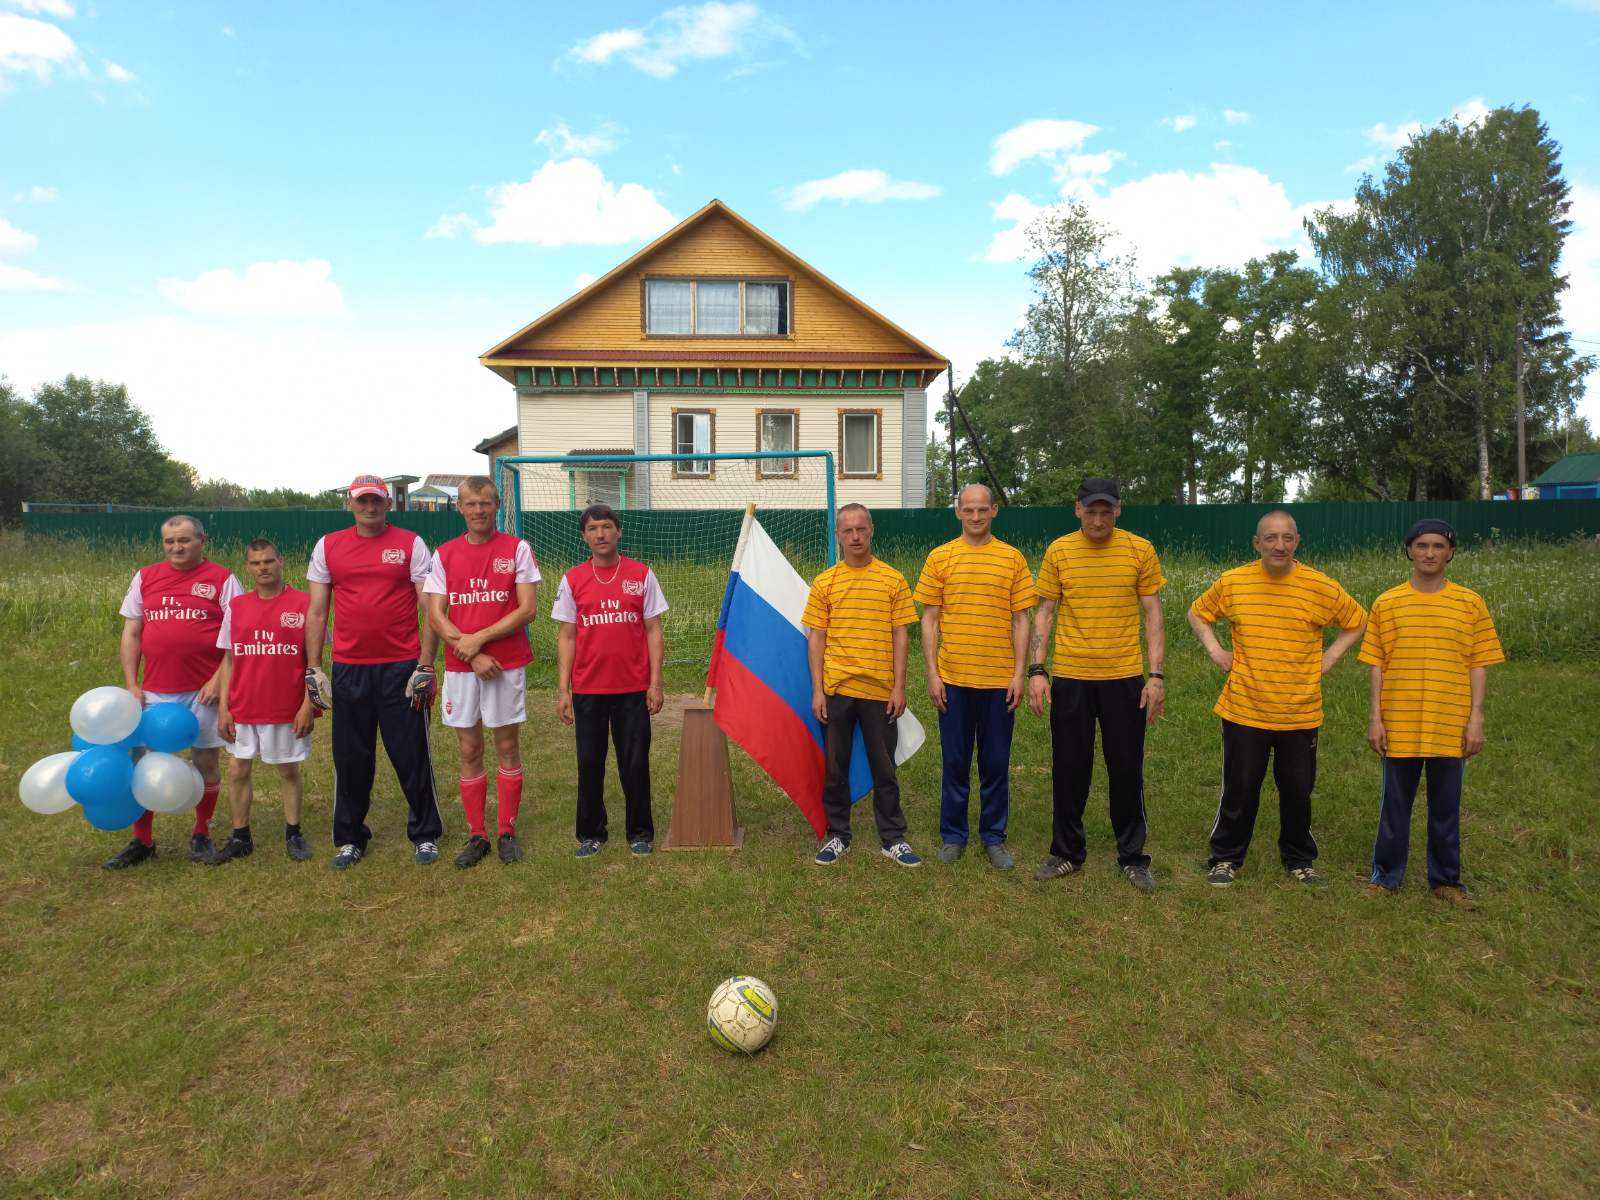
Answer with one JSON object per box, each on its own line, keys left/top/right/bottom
{"left": 480, "top": 200, "right": 945, "bottom": 384}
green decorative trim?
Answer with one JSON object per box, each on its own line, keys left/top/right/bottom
{"left": 515, "top": 367, "right": 532, "bottom": 386}
{"left": 802, "top": 369, "right": 819, "bottom": 387}
{"left": 557, "top": 367, "right": 574, "bottom": 386}
{"left": 537, "top": 366, "right": 554, "bottom": 386}
{"left": 822, "top": 370, "right": 840, "bottom": 388}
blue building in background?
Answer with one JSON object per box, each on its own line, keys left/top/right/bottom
{"left": 1532, "top": 453, "right": 1600, "bottom": 500}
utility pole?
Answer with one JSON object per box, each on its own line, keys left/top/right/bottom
{"left": 945, "top": 364, "right": 957, "bottom": 505}
{"left": 944, "top": 361, "right": 1010, "bottom": 506}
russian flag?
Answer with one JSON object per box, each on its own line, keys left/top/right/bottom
{"left": 706, "top": 512, "right": 924, "bottom": 839}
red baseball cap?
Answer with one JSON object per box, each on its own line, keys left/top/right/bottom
{"left": 348, "top": 474, "right": 390, "bottom": 500}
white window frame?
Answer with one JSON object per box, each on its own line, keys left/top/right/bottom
{"left": 643, "top": 278, "right": 791, "bottom": 336}
{"left": 839, "top": 410, "right": 881, "bottom": 479}
{"left": 672, "top": 408, "right": 715, "bottom": 478}
{"left": 756, "top": 409, "right": 799, "bottom": 479}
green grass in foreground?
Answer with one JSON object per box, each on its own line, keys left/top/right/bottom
{"left": 0, "top": 534, "right": 1597, "bottom": 1198}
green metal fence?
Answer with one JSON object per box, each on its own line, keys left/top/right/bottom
{"left": 20, "top": 500, "right": 1600, "bottom": 558}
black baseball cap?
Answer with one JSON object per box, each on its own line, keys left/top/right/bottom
{"left": 1078, "top": 477, "right": 1121, "bottom": 505}
{"left": 1404, "top": 518, "right": 1456, "bottom": 548}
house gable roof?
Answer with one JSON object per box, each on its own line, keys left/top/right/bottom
{"left": 480, "top": 199, "right": 945, "bottom": 377}
{"left": 1533, "top": 452, "right": 1600, "bottom": 486}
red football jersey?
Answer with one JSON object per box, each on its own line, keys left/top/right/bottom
{"left": 423, "top": 532, "right": 540, "bottom": 672}
{"left": 121, "top": 559, "right": 240, "bottom": 693}
{"left": 219, "top": 586, "right": 310, "bottom": 724}
{"left": 552, "top": 556, "right": 667, "bottom": 694}
{"left": 307, "top": 524, "right": 430, "bottom": 664}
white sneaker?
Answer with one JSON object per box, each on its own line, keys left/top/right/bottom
{"left": 881, "top": 841, "right": 922, "bottom": 867}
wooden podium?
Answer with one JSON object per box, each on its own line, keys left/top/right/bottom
{"left": 662, "top": 701, "right": 742, "bottom": 850}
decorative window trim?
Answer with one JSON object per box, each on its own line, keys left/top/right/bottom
{"left": 838, "top": 408, "right": 883, "bottom": 480}
{"left": 641, "top": 276, "right": 794, "bottom": 338}
{"left": 755, "top": 408, "right": 800, "bottom": 479}
{"left": 671, "top": 407, "right": 717, "bottom": 479}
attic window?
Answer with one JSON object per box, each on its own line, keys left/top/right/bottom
{"left": 644, "top": 279, "right": 790, "bottom": 336}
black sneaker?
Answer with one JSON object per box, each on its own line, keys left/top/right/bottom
{"left": 1288, "top": 865, "right": 1328, "bottom": 888}
{"left": 104, "top": 839, "right": 155, "bottom": 870}
{"left": 333, "top": 843, "right": 363, "bottom": 870}
{"left": 497, "top": 833, "right": 523, "bottom": 864}
{"left": 189, "top": 834, "right": 215, "bottom": 863}
{"left": 1034, "top": 855, "right": 1080, "bottom": 881}
{"left": 454, "top": 836, "right": 492, "bottom": 869}
{"left": 209, "top": 835, "right": 254, "bottom": 865}
{"left": 1206, "top": 862, "right": 1238, "bottom": 887}
{"left": 1122, "top": 864, "right": 1157, "bottom": 893}
{"left": 285, "top": 833, "right": 313, "bottom": 862}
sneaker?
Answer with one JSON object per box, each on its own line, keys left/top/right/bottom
{"left": 454, "top": 836, "right": 492, "bottom": 869}
{"left": 1431, "top": 884, "right": 1478, "bottom": 910}
{"left": 497, "top": 833, "right": 523, "bottom": 864}
{"left": 333, "top": 843, "right": 363, "bottom": 870}
{"left": 1123, "top": 863, "right": 1157, "bottom": 893}
{"left": 1288, "top": 865, "right": 1327, "bottom": 888}
{"left": 209, "top": 835, "right": 254, "bottom": 865}
{"left": 285, "top": 833, "right": 313, "bottom": 862}
{"left": 103, "top": 839, "right": 155, "bottom": 870}
{"left": 984, "top": 843, "right": 1015, "bottom": 871}
{"left": 937, "top": 842, "right": 965, "bottom": 864}
{"left": 575, "top": 838, "right": 603, "bottom": 858}
{"left": 1034, "top": 855, "right": 1079, "bottom": 881}
{"left": 414, "top": 841, "right": 440, "bottom": 865}
{"left": 813, "top": 836, "right": 848, "bottom": 865}
{"left": 189, "top": 834, "right": 215, "bottom": 863}
{"left": 630, "top": 839, "right": 653, "bottom": 856}
{"left": 881, "top": 841, "right": 922, "bottom": 867}
{"left": 1206, "top": 862, "right": 1238, "bottom": 887}
{"left": 1362, "top": 881, "right": 1397, "bottom": 898}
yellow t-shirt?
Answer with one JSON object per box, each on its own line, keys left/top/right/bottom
{"left": 1358, "top": 580, "right": 1505, "bottom": 758}
{"left": 1035, "top": 528, "right": 1166, "bottom": 680}
{"left": 913, "top": 536, "right": 1037, "bottom": 689}
{"left": 1189, "top": 560, "right": 1366, "bottom": 731}
{"left": 802, "top": 557, "right": 918, "bottom": 700}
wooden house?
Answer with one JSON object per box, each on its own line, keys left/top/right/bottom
{"left": 479, "top": 199, "right": 945, "bottom": 511}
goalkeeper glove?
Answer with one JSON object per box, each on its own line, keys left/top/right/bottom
{"left": 405, "top": 664, "right": 436, "bottom": 711}
{"left": 304, "top": 667, "right": 331, "bottom": 714}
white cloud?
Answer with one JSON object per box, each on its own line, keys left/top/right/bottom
{"left": 989, "top": 118, "right": 1099, "bottom": 175}
{"left": 1355, "top": 97, "right": 1495, "bottom": 170}
{"left": 567, "top": 2, "right": 798, "bottom": 79}
{"left": 158, "top": 259, "right": 346, "bottom": 318}
{"left": 14, "top": 184, "right": 57, "bottom": 202}
{"left": 1162, "top": 113, "right": 1197, "bottom": 133}
{"left": 103, "top": 59, "right": 132, "bottom": 82}
{"left": 0, "top": 262, "right": 65, "bottom": 290}
{"left": 0, "top": 12, "right": 79, "bottom": 82}
{"left": 425, "top": 212, "right": 479, "bottom": 240}
{"left": 1223, "top": 109, "right": 1250, "bottom": 126}
{"left": 0, "top": 215, "right": 37, "bottom": 254}
{"left": 1364, "top": 118, "right": 1423, "bottom": 153}
{"left": 220, "top": 24, "right": 237, "bottom": 38}
{"left": 535, "top": 122, "right": 619, "bottom": 157}
{"left": 574, "top": 272, "right": 598, "bottom": 289}
{"left": 6, "top": 0, "right": 75, "bottom": 16}
{"left": 783, "top": 168, "right": 940, "bottom": 211}
{"left": 470, "top": 158, "right": 675, "bottom": 247}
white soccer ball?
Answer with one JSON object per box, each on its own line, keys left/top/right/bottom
{"left": 706, "top": 975, "right": 777, "bottom": 1054}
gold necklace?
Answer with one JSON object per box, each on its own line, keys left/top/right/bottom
{"left": 591, "top": 558, "right": 621, "bottom": 586}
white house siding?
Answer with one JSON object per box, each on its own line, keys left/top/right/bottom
{"left": 514, "top": 391, "right": 635, "bottom": 511}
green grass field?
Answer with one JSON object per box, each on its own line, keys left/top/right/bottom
{"left": 1, "top": 532, "right": 1597, "bottom": 1199}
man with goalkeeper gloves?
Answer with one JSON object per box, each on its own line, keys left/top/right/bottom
{"left": 305, "top": 474, "right": 445, "bottom": 869}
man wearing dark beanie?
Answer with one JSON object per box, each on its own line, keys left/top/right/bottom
{"left": 1358, "top": 519, "right": 1505, "bottom": 908}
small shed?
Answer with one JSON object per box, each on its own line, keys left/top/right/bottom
{"left": 1533, "top": 453, "right": 1600, "bottom": 500}
{"left": 474, "top": 426, "right": 518, "bottom": 479}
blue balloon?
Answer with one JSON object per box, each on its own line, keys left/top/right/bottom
{"left": 66, "top": 746, "right": 136, "bottom": 808}
{"left": 72, "top": 731, "right": 140, "bottom": 752}
{"left": 80, "top": 787, "right": 146, "bottom": 831}
{"left": 138, "top": 702, "right": 200, "bottom": 753}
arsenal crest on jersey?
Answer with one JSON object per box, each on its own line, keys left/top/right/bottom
{"left": 280, "top": 611, "right": 306, "bottom": 629}
{"left": 621, "top": 578, "right": 645, "bottom": 596}
{"left": 191, "top": 581, "right": 217, "bottom": 599}
{"left": 492, "top": 556, "right": 515, "bottom": 574}
{"left": 381, "top": 548, "right": 406, "bottom": 564}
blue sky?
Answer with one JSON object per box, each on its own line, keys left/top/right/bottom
{"left": 2, "top": 0, "right": 1598, "bottom": 490}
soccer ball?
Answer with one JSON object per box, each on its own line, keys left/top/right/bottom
{"left": 706, "top": 975, "right": 777, "bottom": 1054}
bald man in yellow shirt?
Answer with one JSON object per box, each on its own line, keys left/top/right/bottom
{"left": 1188, "top": 510, "right": 1366, "bottom": 888}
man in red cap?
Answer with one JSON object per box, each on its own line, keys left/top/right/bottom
{"left": 105, "top": 514, "right": 243, "bottom": 869}
{"left": 305, "top": 474, "right": 444, "bottom": 869}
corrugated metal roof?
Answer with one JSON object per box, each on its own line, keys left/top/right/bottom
{"left": 1533, "top": 453, "right": 1600, "bottom": 485}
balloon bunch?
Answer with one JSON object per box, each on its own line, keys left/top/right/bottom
{"left": 17, "top": 687, "right": 205, "bottom": 830}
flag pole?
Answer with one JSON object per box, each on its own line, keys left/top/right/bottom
{"left": 704, "top": 502, "right": 758, "bottom": 707}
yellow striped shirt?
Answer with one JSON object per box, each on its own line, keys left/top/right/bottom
{"left": 1358, "top": 581, "right": 1505, "bottom": 758}
{"left": 913, "top": 537, "right": 1036, "bottom": 689}
{"left": 1190, "top": 560, "right": 1366, "bottom": 731}
{"left": 1035, "top": 529, "right": 1165, "bottom": 680}
{"left": 802, "top": 557, "right": 918, "bottom": 700}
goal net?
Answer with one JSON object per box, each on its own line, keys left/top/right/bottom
{"left": 496, "top": 452, "right": 836, "bottom": 667}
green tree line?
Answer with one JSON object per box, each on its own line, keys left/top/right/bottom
{"left": 932, "top": 104, "right": 1597, "bottom": 506}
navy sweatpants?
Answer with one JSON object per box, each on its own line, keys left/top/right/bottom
{"left": 1371, "top": 756, "right": 1465, "bottom": 889}
{"left": 331, "top": 660, "right": 443, "bottom": 849}
{"left": 938, "top": 684, "right": 1014, "bottom": 847}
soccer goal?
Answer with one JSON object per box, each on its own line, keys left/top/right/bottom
{"left": 494, "top": 451, "right": 836, "bottom": 667}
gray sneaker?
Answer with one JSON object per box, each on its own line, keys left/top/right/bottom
{"left": 1123, "top": 863, "right": 1156, "bottom": 893}
{"left": 984, "top": 843, "right": 1015, "bottom": 871}
{"left": 575, "top": 838, "right": 603, "bottom": 859}
{"left": 414, "top": 841, "right": 440, "bottom": 865}
{"left": 1288, "top": 865, "right": 1327, "bottom": 888}
{"left": 1034, "top": 855, "right": 1079, "bottom": 881}
{"left": 937, "top": 842, "right": 965, "bottom": 864}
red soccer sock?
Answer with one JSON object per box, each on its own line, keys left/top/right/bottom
{"left": 460, "top": 773, "right": 488, "bottom": 839}
{"left": 496, "top": 768, "right": 523, "bottom": 837}
{"left": 193, "top": 782, "right": 219, "bottom": 838}
{"left": 133, "top": 810, "right": 155, "bottom": 847}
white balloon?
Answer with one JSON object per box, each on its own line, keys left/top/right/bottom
{"left": 184, "top": 764, "right": 205, "bottom": 811}
{"left": 70, "top": 686, "right": 142, "bottom": 745}
{"left": 133, "top": 752, "right": 200, "bottom": 814}
{"left": 19, "top": 751, "right": 81, "bottom": 815}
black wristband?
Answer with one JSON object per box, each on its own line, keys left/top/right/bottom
{"left": 1026, "top": 664, "right": 1048, "bottom": 679}
{"left": 1149, "top": 671, "right": 1164, "bottom": 680}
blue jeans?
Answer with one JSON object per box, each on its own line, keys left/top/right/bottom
{"left": 1371, "top": 756, "right": 1465, "bottom": 888}
{"left": 938, "top": 685, "right": 1014, "bottom": 846}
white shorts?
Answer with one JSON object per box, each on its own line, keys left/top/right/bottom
{"left": 441, "top": 667, "right": 527, "bottom": 730}
{"left": 227, "top": 723, "right": 311, "bottom": 765}
{"left": 144, "top": 689, "right": 224, "bottom": 750}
